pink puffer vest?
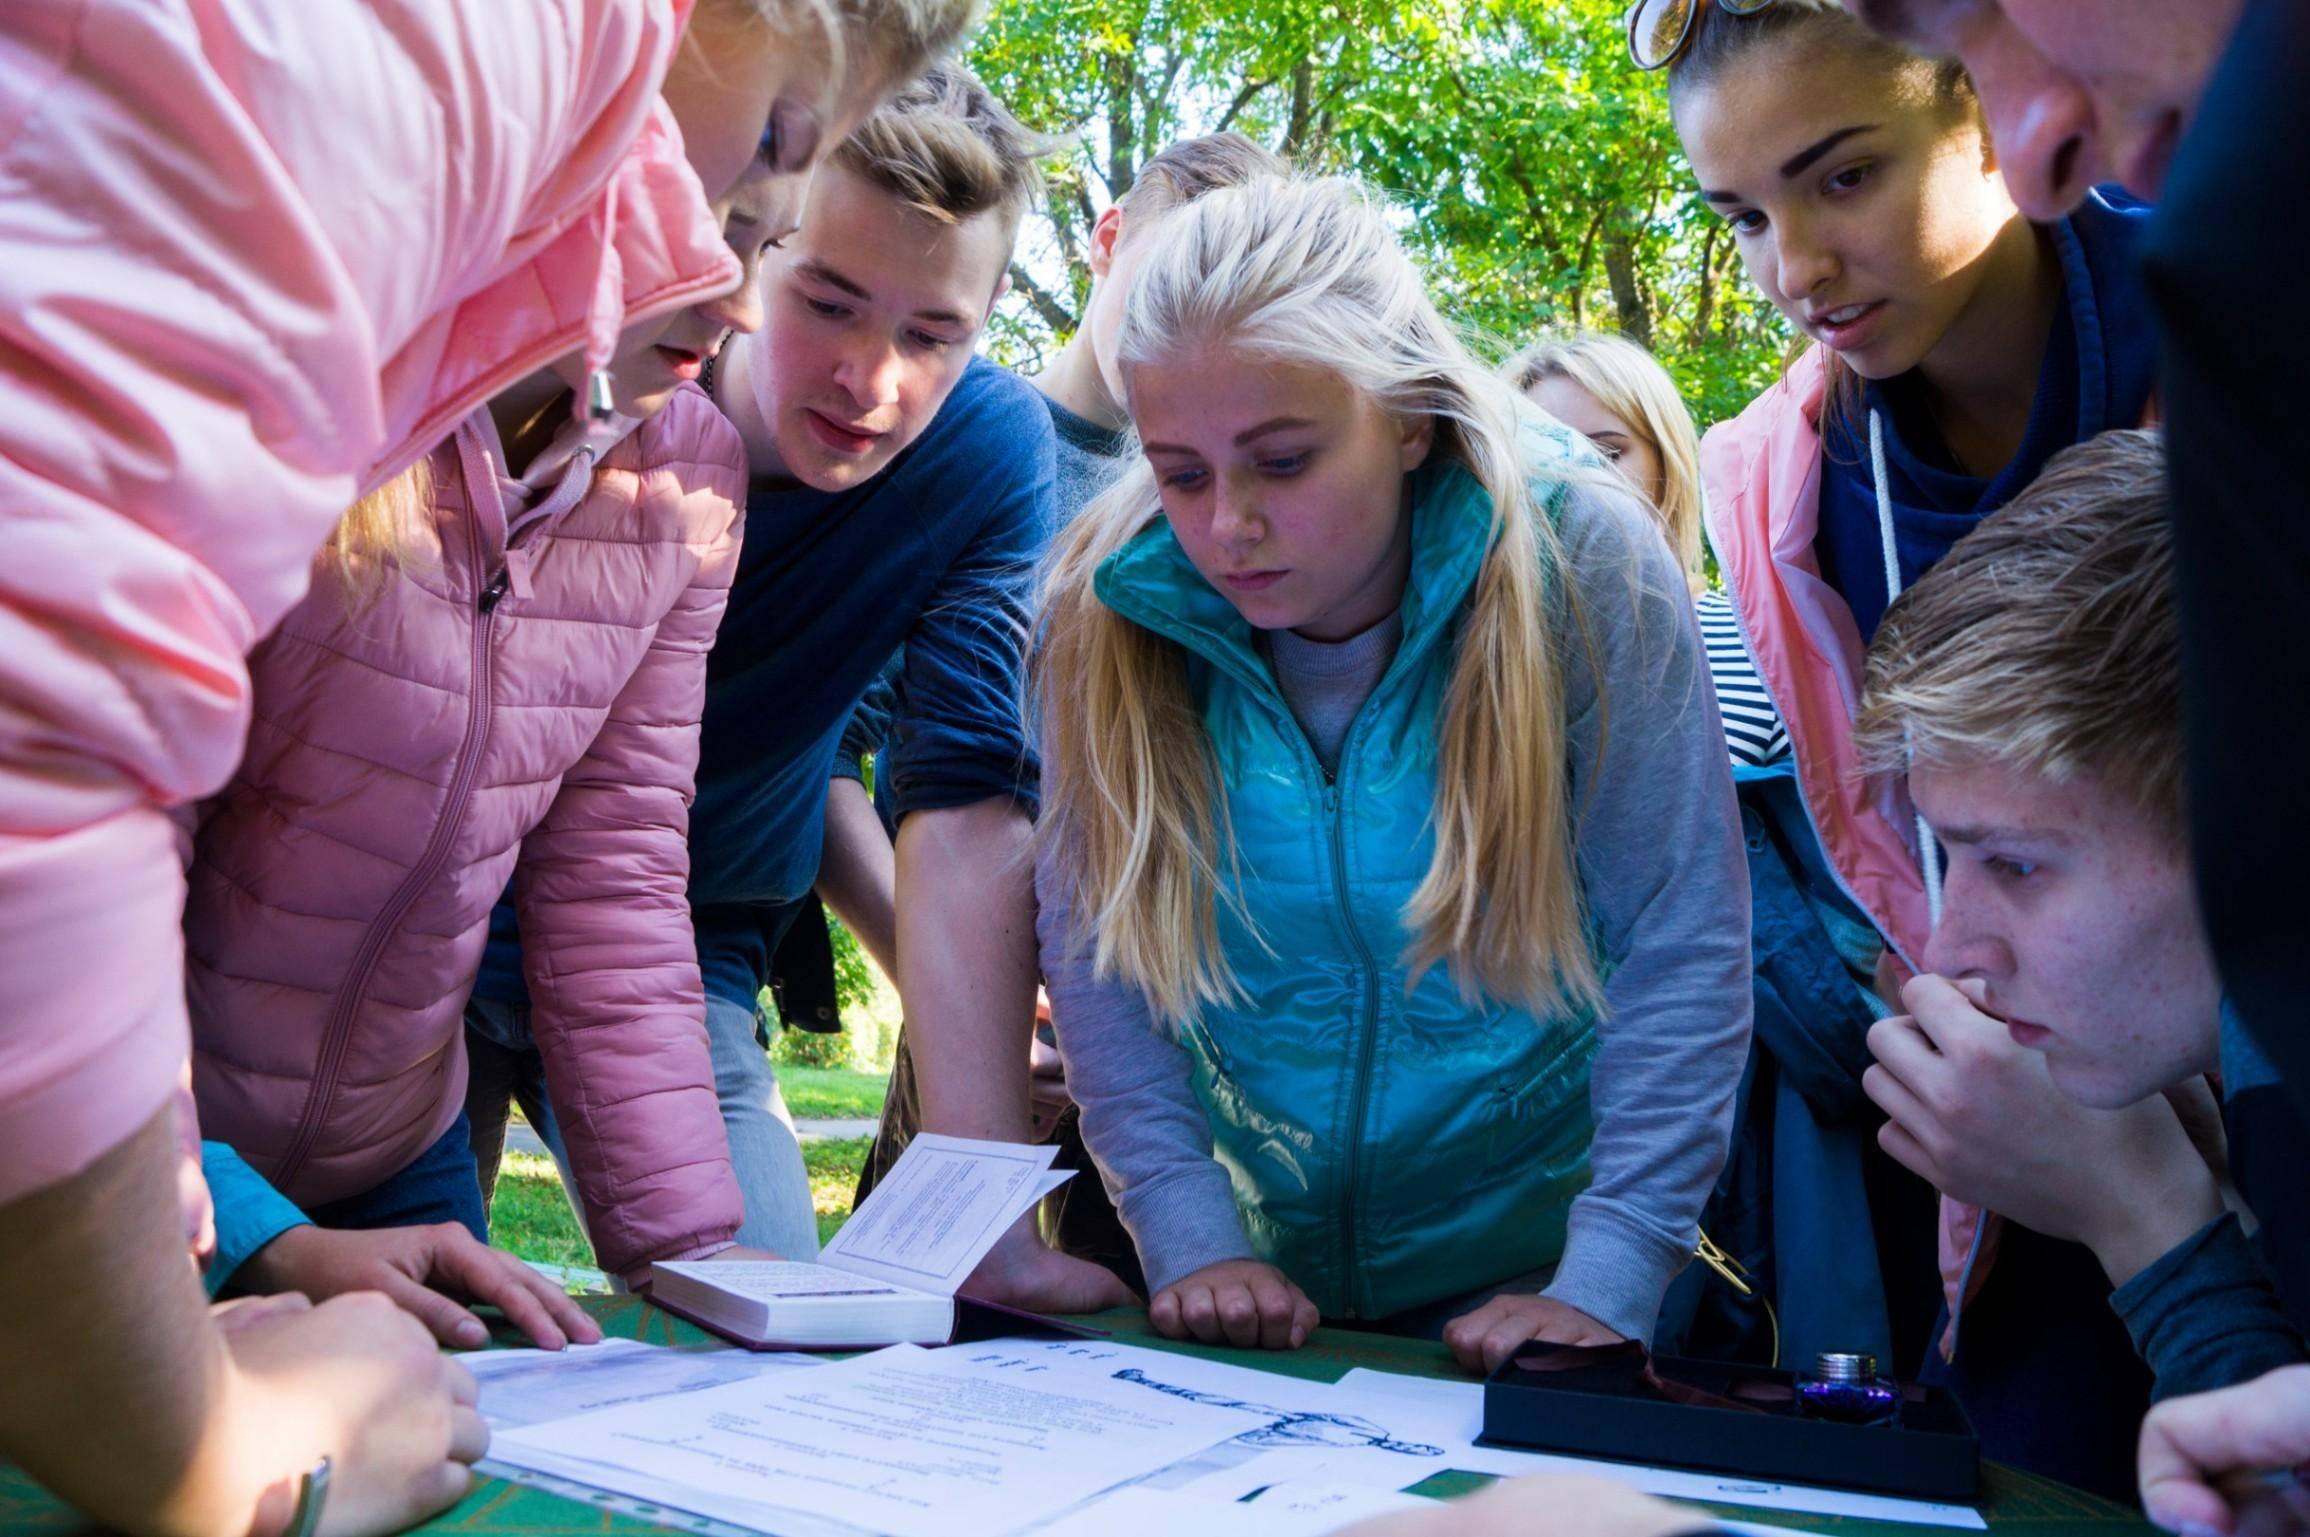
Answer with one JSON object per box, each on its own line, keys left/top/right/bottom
{"left": 187, "top": 386, "right": 746, "bottom": 1278}
{"left": 0, "top": 0, "right": 736, "bottom": 1208}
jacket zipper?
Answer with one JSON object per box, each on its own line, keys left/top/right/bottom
{"left": 275, "top": 479, "right": 508, "bottom": 1187}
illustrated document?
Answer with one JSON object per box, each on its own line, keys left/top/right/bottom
{"left": 495, "top": 1340, "right": 1271, "bottom": 1537}
{"left": 648, "top": 1133, "right": 1073, "bottom": 1348}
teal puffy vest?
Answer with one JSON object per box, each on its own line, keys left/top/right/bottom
{"left": 1090, "top": 438, "right": 1602, "bottom": 1319}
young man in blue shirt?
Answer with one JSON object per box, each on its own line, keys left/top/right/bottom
{"left": 468, "top": 66, "right": 1132, "bottom": 1313}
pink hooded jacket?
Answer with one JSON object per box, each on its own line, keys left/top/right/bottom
{"left": 0, "top": 0, "right": 738, "bottom": 1209}
{"left": 1699, "top": 347, "right": 1991, "bottom": 1341}
{"left": 189, "top": 387, "right": 747, "bottom": 1278}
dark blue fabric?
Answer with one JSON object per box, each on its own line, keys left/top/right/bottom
{"left": 2221, "top": 1002, "right": 2310, "bottom": 1329}
{"left": 1658, "top": 762, "right": 1889, "bottom": 1368}
{"left": 1815, "top": 191, "right": 2159, "bottom": 643}
{"left": 302, "top": 1111, "right": 488, "bottom": 1243}
{"left": 476, "top": 356, "right": 1058, "bottom": 1008}
{"left": 2145, "top": 0, "right": 2310, "bottom": 1123}
{"left": 1918, "top": 1221, "right": 2156, "bottom": 1504}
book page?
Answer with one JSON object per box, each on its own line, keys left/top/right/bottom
{"left": 496, "top": 1341, "right": 1266, "bottom": 1537}
{"left": 653, "top": 1260, "right": 931, "bottom": 1302}
{"left": 821, "top": 1133, "right": 1065, "bottom": 1296}
{"left": 460, "top": 1339, "right": 818, "bottom": 1430}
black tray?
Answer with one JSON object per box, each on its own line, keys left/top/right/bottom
{"left": 1481, "top": 1341, "right": 1979, "bottom": 1502}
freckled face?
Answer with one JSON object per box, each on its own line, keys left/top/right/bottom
{"left": 1129, "top": 346, "right": 1433, "bottom": 642}
{"left": 1914, "top": 759, "right": 2220, "bottom": 1108}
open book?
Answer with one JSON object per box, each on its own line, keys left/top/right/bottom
{"left": 646, "top": 1133, "right": 1083, "bottom": 1350}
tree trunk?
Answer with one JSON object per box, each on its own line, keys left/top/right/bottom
{"left": 1604, "top": 221, "right": 1651, "bottom": 349}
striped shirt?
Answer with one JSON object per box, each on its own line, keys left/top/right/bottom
{"left": 1696, "top": 588, "right": 1789, "bottom": 767}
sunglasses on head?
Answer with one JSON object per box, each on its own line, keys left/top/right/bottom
{"left": 1625, "top": 0, "right": 1783, "bottom": 71}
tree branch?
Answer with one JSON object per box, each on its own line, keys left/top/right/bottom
{"left": 1214, "top": 76, "right": 1272, "bottom": 135}
{"left": 1009, "top": 261, "right": 1078, "bottom": 337}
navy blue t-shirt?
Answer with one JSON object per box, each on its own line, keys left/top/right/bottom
{"left": 477, "top": 355, "right": 1058, "bottom": 1010}
{"left": 1815, "top": 190, "right": 2159, "bottom": 643}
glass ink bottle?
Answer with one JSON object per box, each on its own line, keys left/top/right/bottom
{"left": 1795, "top": 1351, "right": 1901, "bottom": 1426}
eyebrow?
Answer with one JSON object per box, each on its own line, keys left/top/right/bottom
{"left": 1700, "top": 124, "right": 1882, "bottom": 203}
{"left": 796, "top": 258, "right": 870, "bottom": 301}
{"left": 1140, "top": 417, "right": 1318, "bottom": 457}
{"left": 796, "top": 258, "right": 972, "bottom": 330}
{"left": 1933, "top": 823, "right": 2071, "bottom": 849}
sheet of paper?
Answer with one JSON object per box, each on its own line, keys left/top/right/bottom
{"left": 1030, "top": 1483, "right": 1430, "bottom": 1537}
{"left": 1325, "top": 1368, "right": 1987, "bottom": 1529}
{"left": 496, "top": 1340, "right": 1266, "bottom": 1537}
{"left": 460, "top": 1338, "right": 820, "bottom": 1431}
{"left": 820, "top": 1133, "right": 1066, "bottom": 1295}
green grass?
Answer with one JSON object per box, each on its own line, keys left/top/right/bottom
{"left": 781, "top": 1066, "right": 889, "bottom": 1121}
{"left": 804, "top": 1135, "right": 873, "bottom": 1247}
{"left": 489, "top": 1138, "right": 879, "bottom": 1265}
{"left": 490, "top": 1151, "right": 596, "bottom": 1269}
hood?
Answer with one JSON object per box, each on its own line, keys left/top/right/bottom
{"left": 363, "top": 89, "right": 740, "bottom": 492}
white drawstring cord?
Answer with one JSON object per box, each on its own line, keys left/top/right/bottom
{"left": 1869, "top": 409, "right": 1945, "bottom": 928}
{"left": 1873, "top": 408, "right": 1974, "bottom": 1361}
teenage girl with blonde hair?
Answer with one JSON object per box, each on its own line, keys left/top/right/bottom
{"left": 1509, "top": 333, "right": 1787, "bottom": 765}
{"left": 1034, "top": 175, "right": 1751, "bottom": 1372}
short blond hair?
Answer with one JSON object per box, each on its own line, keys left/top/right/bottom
{"left": 1117, "top": 133, "right": 1289, "bottom": 226}
{"left": 1506, "top": 333, "right": 1705, "bottom": 593}
{"left": 832, "top": 62, "right": 1048, "bottom": 243}
{"left": 1857, "top": 429, "right": 2182, "bottom": 833}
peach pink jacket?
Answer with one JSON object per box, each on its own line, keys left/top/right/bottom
{"left": 0, "top": 0, "right": 738, "bottom": 1209}
{"left": 189, "top": 390, "right": 746, "bottom": 1278}
{"left": 1700, "top": 348, "right": 1993, "bottom": 1340}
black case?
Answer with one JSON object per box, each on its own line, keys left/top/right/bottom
{"left": 1480, "top": 1342, "right": 1980, "bottom": 1502}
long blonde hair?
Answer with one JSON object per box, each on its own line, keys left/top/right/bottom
{"left": 1507, "top": 333, "right": 1705, "bottom": 595}
{"left": 1035, "top": 175, "right": 1603, "bottom": 1026}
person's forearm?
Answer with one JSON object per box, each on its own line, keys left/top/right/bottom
{"left": 819, "top": 776, "right": 900, "bottom": 980}
{"left": 895, "top": 798, "right": 1039, "bottom": 1141}
{"left": 0, "top": 1109, "right": 290, "bottom": 1537}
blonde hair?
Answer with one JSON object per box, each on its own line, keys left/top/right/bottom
{"left": 1036, "top": 174, "right": 1604, "bottom": 1025}
{"left": 1857, "top": 429, "right": 2183, "bottom": 834}
{"left": 832, "top": 62, "right": 1049, "bottom": 244}
{"left": 1508, "top": 333, "right": 1705, "bottom": 595}
{"left": 697, "top": 0, "right": 983, "bottom": 108}
{"left": 324, "top": 459, "right": 436, "bottom": 601}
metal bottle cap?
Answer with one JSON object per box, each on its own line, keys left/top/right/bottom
{"left": 1812, "top": 1351, "right": 1879, "bottom": 1384}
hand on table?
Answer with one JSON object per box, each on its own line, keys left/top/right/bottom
{"left": 1339, "top": 1473, "right": 1704, "bottom": 1537}
{"left": 1149, "top": 1259, "right": 1318, "bottom": 1350}
{"left": 239, "top": 1222, "right": 602, "bottom": 1350}
{"left": 964, "top": 1214, "right": 1139, "bottom": 1313}
{"left": 2141, "top": 1365, "right": 2310, "bottom": 1537}
{"left": 1863, "top": 974, "right": 2224, "bottom": 1285}
{"left": 1444, "top": 1294, "right": 1622, "bottom": 1376}
{"left": 224, "top": 1290, "right": 485, "bottom": 1537}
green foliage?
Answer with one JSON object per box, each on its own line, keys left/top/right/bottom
{"left": 770, "top": 1022, "right": 855, "bottom": 1070}
{"left": 970, "top": 0, "right": 1789, "bottom": 429}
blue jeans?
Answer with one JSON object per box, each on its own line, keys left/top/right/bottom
{"left": 460, "top": 993, "right": 820, "bottom": 1259}
{"left": 303, "top": 1111, "right": 488, "bottom": 1242}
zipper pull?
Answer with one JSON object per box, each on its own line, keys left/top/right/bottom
{"left": 479, "top": 568, "right": 510, "bottom": 613}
